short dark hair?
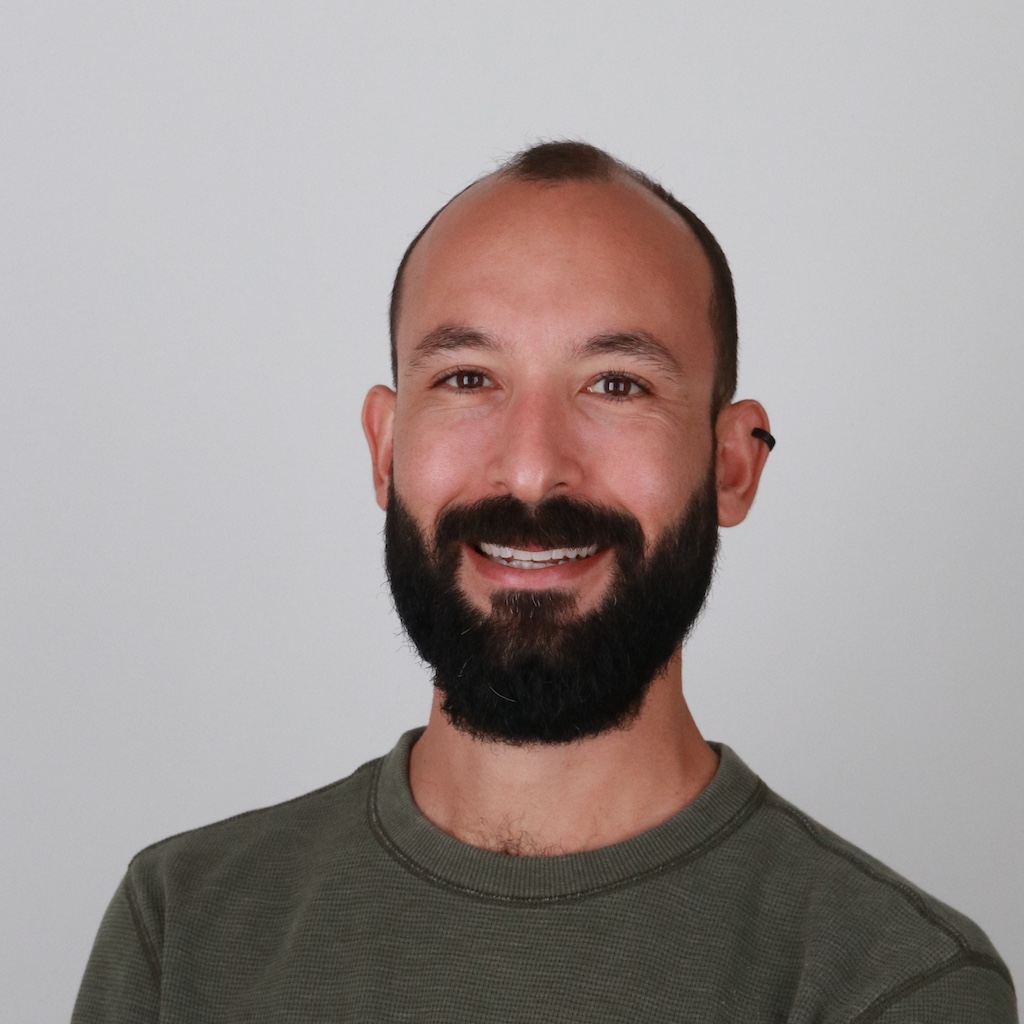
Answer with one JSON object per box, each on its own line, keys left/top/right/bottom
{"left": 389, "top": 141, "right": 738, "bottom": 414}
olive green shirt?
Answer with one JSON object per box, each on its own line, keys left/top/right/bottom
{"left": 73, "top": 732, "right": 1016, "bottom": 1023}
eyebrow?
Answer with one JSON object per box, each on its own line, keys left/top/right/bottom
{"left": 408, "top": 324, "right": 683, "bottom": 380}
{"left": 573, "top": 331, "right": 683, "bottom": 380}
{"left": 408, "top": 325, "right": 498, "bottom": 370}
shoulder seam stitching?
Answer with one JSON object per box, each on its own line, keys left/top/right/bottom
{"left": 847, "top": 950, "right": 1015, "bottom": 1023}
{"left": 764, "top": 794, "right": 971, "bottom": 949}
{"left": 128, "top": 759, "right": 380, "bottom": 862}
{"left": 122, "top": 873, "right": 162, "bottom": 991}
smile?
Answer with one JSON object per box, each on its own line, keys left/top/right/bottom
{"left": 477, "top": 542, "right": 599, "bottom": 570}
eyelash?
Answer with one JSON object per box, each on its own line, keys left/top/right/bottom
{"left": 433, "top": 367, "right": 492, "bottom": 390}
{"left": 586, "top": 371, "right": 650, "bottom": 400}
{"left": 431, "top": 368, "right": 652, "bottom": 399}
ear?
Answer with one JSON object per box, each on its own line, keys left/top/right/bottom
{"left": 714, "top": 399, "right": 772, "bottom": 527}
{"left": 361, "top": 385, "right": 397, "bottom": 510}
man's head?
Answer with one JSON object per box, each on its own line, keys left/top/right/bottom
{"left": 363, "top": 141, "right": 770, "bottom": 744}
{"left": 389, "top": 141, "right": 739, "bottom": 417}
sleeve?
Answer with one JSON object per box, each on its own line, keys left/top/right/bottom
{"left": 71, "top": 876, "right": 161, "bottom": 1024}
{"left": 866, "top": 960, "right": 1018, "bottom": 1024}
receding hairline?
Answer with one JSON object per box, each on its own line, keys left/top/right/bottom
{"left": 388, "top": 141, "right": 738, "bottom": 413}
{"left": 401, "top": 167, "right": 706, "bottom": 285}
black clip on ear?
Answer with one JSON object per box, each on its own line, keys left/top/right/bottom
{"left": 751, "top": 427, "right": 776, "bottom": 451}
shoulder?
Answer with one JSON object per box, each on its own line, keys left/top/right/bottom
{"left": 123, "top": 755, "right": 382, "bottom": 948}
{"left": 131, "top": 753, "right": 380, "bottom": 868}
{"left": 753, "top": 787, "right": 1002, "bottom": 954}
{"left": 731, "top": 779, "right": 1015, "bottom": 1021}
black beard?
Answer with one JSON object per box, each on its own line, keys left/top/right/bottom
{"left": 384, "top": 469, "right": 720, "bottom": 746}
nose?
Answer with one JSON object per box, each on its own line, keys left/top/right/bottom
{"left": 486, "top": 388, "right": 584, "bottom": 503}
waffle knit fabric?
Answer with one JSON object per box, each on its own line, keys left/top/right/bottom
{"left": 73, "top": 731, "right": 1016, "bottom": 1023}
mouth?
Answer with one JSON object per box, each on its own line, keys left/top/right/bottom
{"left": 476, "top": 542, "right": 600, "bottom": 570}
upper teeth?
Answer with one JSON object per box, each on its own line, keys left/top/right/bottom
{"left": 478, "top": 543, "right": 598, "bottom": 567}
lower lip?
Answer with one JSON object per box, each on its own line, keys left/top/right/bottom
{"left": 462, "top": 543, "right": 611, "bottom": 589}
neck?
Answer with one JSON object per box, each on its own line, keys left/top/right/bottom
{"left": 407, "top": 652, "right": 718, "bottom": 856}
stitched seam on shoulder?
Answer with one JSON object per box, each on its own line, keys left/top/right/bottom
{"left": 122, "top": 875, "right": 162, "bottom": 991}
{"left": 764, "top": 794, "right": 973, "bottom": 950}
{"left": 130, "top": 758, "right": 380, "bottom": 859}
{"left": 368, "top": 761, "right": 767, "bottom": 905}
{"left": 847, "top": 951, "right": 1015, "bottom": 1023}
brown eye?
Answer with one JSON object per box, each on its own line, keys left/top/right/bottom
{"left": 588, "top": 374, "right": 644, "bottom": 398}
{"left": 441, "top": 370, "right": 491, "bottom": 390}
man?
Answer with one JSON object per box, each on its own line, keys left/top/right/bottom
{"left": 73, "top": 142, "right": 1016, "bottom": 1022}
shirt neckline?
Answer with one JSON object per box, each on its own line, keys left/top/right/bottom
{"left": 368, "top": 729, "right": 765, "bottom": 903}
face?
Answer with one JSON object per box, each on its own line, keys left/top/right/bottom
{"left": 364, "top": 174, "right": 766, "bottom": 741}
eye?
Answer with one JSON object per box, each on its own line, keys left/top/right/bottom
{"left": 437, "top": 369, "right": 492, "bottom": 390}
{"left": 586, "top": 373, "right": 647, "bottom": 399}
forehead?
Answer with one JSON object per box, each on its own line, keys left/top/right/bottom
{"left": 396, "top": 174, "right": 716, "bottom": 374}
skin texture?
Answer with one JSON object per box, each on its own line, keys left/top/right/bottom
{"left": 363, "top": 172, "right": 771, "bottom": 855}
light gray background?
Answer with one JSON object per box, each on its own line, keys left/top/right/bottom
{"left": 2, "top": 2, "right": 1021, "bottom": 1020}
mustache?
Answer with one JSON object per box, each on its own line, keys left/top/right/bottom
{"left": 434, "top": 494, "right": 643, "bottom": 554}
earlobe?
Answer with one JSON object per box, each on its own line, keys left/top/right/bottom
{"left": 362, "top": 385, "right": 397, "bottom": 510}
{"left": 715, "top": 399, "right": 772, "bottom": 527}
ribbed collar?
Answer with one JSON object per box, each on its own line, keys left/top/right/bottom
{"left": 368, "top": 729, "right": 765, "bottom": 903}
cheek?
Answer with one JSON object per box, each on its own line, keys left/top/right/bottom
{"left": 590, "top": 427, "right": 713, "bottom": 531}
{"left": 391, "top": 413, "right": 484, "bottom": 510}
